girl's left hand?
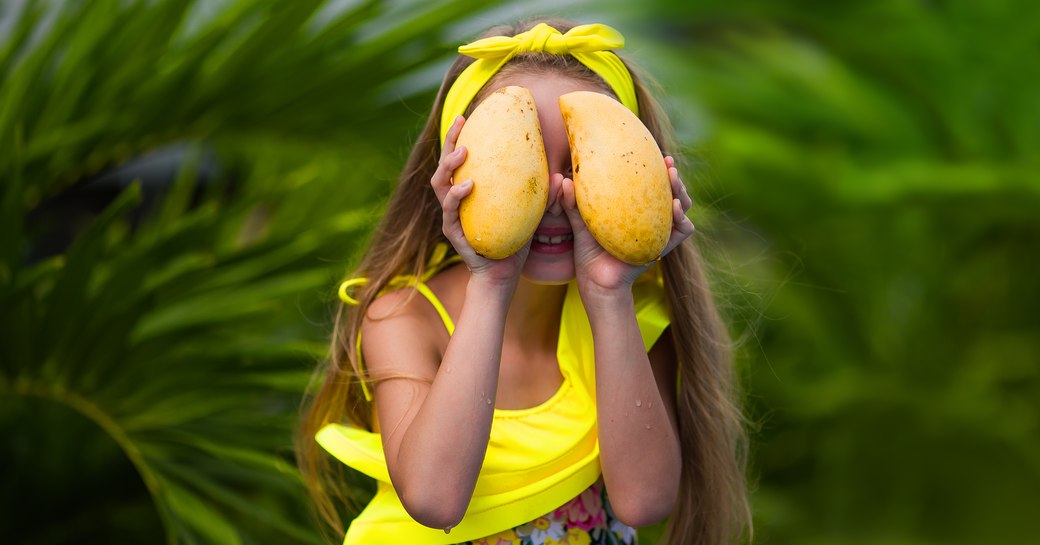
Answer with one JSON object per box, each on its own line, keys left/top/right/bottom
{"left": 559, "top": 155, "right": 695, "bottom": 296}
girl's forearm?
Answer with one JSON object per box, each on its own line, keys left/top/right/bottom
{"left": 393, "top": 276, "right": 513, "bottom": 528}
{"left": 584, "top": 290, "right": 682, "bottom": 527}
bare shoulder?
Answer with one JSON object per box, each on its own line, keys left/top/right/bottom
{"left": 361, "top": 288, "right": 441, "bottom": 379}
{"left": 360, "top": 264, "right": 468, "bottom": 378}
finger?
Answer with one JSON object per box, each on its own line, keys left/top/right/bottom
{"left": 663, "top": 156, "right": 692, "bottom": 211}
{"left": 546, "top": 173, "right": 564, "bottom": 216}
{"left": 673, "top": 198, "right": 695, "bottom": 235}
{"left": 431, "top": 116, "right": 467, "bottom": 203}
{"left": 431, "top": 145, "right": 468, "bottom": 204}
{"left": 671, "top": 167, "right": 692, "bottom": 211}
{"left": 559, "top": 177, "right": 588, "bottom": 237}
{"left": 669, "top": 166, "right": 693, "bottom": 212}
{"left": 440, "top": 116, "right": 466, "bottom": 159}
{"left": 660, "top": 198, "right": 696, "bottom": 257}
{"left": 441, "top": 179, "right": 474, "bottom": 245}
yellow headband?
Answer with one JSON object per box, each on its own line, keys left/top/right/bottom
{"left": 439, "top": 23, "right": 638, "bottom": 145}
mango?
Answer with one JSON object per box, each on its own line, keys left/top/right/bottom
{"left": 453, "top": 86, "right": 549, "bottom": 259}
{"left": 559, "top": 91, "right": 672, "bottom": 265}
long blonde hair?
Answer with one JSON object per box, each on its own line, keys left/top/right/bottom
{"left": 296, "top": 17, "right": 751, "bottom": 545}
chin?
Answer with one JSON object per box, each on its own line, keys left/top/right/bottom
{"left": 522, "top": 275, "right": 573, "bottom": 286}
{"left": 521, "top": 259, "right": 575, "bottom": 286}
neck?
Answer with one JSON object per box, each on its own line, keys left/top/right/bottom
{"left": 503, "top": 278, "right": 568, "bottom": 350}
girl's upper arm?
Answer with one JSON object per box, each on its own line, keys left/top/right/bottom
{"left": 647, "top": 326, "right": 680, "bottom": 433}
{"left": 359, "top": 288, "right": 444, "bottom": 469}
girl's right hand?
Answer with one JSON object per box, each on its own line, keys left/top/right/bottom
{"left": 431, "top": 115, "right": 530, "bottom": 286}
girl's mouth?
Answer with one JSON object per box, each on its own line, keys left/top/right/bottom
{"left": 531, "top": 230, "right": 574, "bottom": 254}
{"left": 534, "top": 233, "right": 574, "bottom": 245}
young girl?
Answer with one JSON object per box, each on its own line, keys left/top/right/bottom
{"left": 298, "top": 18, "right": 750, "bottom": 545}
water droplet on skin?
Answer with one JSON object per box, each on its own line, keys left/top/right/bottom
{"left": 635, "top": 399, "right": 642, "bottom": 407}
{"left": 649, "top": 400, "right": 654, "bottom": 408}
{"left": 645, "top": 424, "right": 652, "bottom": 430}
{"left": 486, "top": 398, "right": 493, "bottom": 405}
{"left": 444, "top": 525, "right": 453, "bottom": 534}
{"left": 445, "top": 367, "right": 453, "bottom": 374}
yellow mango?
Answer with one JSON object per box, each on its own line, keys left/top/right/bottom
{"left": 453, "top": 86, "right": 548, "bottom": 259}
{"left": 559, "top": 91, "right": 672, "bottom": 265}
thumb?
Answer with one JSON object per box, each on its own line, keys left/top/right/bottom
{"left": 560, "top": 176, "right": 589, "bottom": 237}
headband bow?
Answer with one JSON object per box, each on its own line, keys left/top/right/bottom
{"left": 439, "top": 23, "right": 638, "bottom": 145}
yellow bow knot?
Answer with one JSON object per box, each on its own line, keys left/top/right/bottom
{"left": 458, "top": 23, "right": 624, "bottom": 59}
{"left": 530, "top": 24, "right": 568, "bottom": 54}
{"left": 440, "top": 23, "right": 637, "bottom": 145}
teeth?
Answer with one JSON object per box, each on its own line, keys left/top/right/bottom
{"left": 535, "top": 234, "right": 573, "bottom": 244}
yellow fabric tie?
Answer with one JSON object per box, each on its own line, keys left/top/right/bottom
{"left": 439, "top": 23, "right": 638, "bottom": 145}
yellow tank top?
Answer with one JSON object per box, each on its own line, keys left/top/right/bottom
{"left": 316, "top": 253, "right": 670, "bottom": 544}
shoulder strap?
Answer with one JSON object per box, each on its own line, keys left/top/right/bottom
{"left": 412, "top": 282, "right": 455, "bottom": 335}
{"left": 337, "top": 243, "right": 462, "bottom": 400}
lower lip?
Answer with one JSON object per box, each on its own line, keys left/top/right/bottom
{"left": 531, "top": 238, "right": 574, "bottom": 255}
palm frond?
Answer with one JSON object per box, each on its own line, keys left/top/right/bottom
{"left": 1, "top": 0, "right": 509, "bottom": 542}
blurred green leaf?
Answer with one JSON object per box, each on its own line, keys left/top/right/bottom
{"left": 616, "top": 0, "right": 1040, "bottom": 543}
{"left": 0, "top": 0, "right": 511, "bottom": 542}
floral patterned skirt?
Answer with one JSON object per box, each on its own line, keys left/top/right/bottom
{"left": 458, "top": 481, "right": 637, "bottom": 545}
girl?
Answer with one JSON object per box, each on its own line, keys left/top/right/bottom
{"left": 298, "top": 18, "right": 750, "bottom": 545}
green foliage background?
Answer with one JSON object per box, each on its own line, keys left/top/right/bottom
{"left": 2, "top": 0, "right": 1037, "bottom": 544}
